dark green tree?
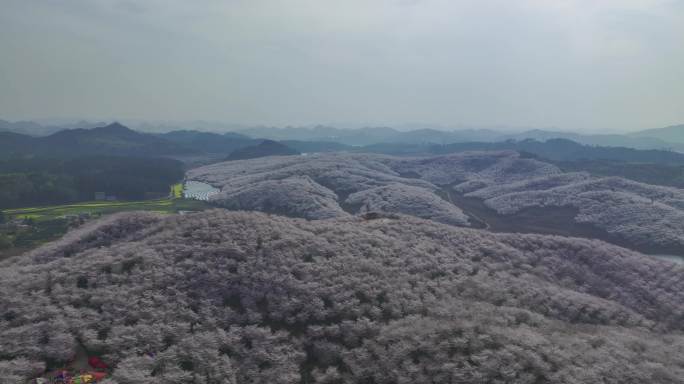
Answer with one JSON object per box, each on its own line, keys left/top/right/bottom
{"left": 0, "top": 233, "right": 13, "bottom": 250}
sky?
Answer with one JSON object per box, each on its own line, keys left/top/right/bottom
{"left": 0, "top": 0, "right": 683, "bottom": 132}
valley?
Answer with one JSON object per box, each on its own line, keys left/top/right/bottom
{"left": 3, "top": 134, "right": 684, "bottom": 384}
{"left": 445, "top": 190, "right": 684, "bottom": 258}
{"left": 187, "top": 151, "right": 684, "bottom": 258}
{"left": 4, "top": 2, "right": 684, "bottom": 381}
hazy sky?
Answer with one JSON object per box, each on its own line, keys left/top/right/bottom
{"left": 1, "top": 0, "right": 683, "bottom": 132}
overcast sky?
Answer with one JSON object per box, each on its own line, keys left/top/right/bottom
{"left": 1, "top": 0, "right": 682, "bottom": 132}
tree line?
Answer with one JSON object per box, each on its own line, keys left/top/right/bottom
{"left": 0, "top": 156, "right": 184, "bottom": 208}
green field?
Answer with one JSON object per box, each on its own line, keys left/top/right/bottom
{"left": 0, "top": 197, "right": 212, "bottom": 258}
{"left": 3, "top": 198, "right": 210, "bottom": 222}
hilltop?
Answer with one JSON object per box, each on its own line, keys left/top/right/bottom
{"left": 188, "top": 151, "right": 684, "bottom": 255}
{"left": 0, "top": 123, "right": 193, "bottom": 158}
{"left": 0, "top": 210, "right": 682, "bottom": 383}
{"left": 631, "top": 124, "right": 684, "bottom": 144}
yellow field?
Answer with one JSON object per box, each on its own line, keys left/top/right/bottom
{"left": 170, "top": 183, "right": 184, "bottom": 198}
{"left": 3, "top": 198, "right": 207, "bottom": 222}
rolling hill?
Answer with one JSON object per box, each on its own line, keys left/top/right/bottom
{"left": 159, "top": 130, "right": 257, "bottom": 154}
{"left": 187, "top": 151, "right": 684, "bottom": 256}
{"left": 226, "top": 140, "right": 301, "bottom": 161}
{"left": 0, "top": 123, "right": 194, "bottom": 158}
{"left": 631, "top": 124, "right": 684, "bottom": 144}
{"left": 430, "top": 138, "right": 684, "bottom": 164}
{"left": 1, "top": 211, "right": 681, "bottom": 383}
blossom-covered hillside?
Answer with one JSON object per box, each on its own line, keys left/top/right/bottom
{"left": 390, "top": 151, "right": 560, "bottom": 186}
{"left": 186, "top": 151, "right": 558, "bottom": 225}
{"left": 346, "top": 183, "right": 469, "bottom": 226}
{"left": 467, "top": 174, "right": 684, "bottom": 251}
{"left": 1, "top": 211, "right": 683, "bottom": 383}
{"left": 187, "top": 151, "right": 684, "bottom": 253}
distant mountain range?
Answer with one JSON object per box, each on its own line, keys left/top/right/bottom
{"left": 354, "top": 139, "right": 684, "bottom": 168}
{"left": 237, "top": 125, "right": 684, "bottom": 151}
{"left": 630, "top": 124, "right": 684, "bottom": 143}
{"left": 226, "top": 139, "right": 300, "bottom": 161}
{"left": 3, "top": 118, "right": 684, "bottom": 151}
{"left": 0, "top": 122, "right": 273, "bottom": 160}
{"left": 3, "top": 120, "right": 684, "bottom": 167}
{"left": 502, "top": 129, "right": 682, "bottom": 151}
{"left": 158, "top": 130, "right": 256, "bottom": 154}
{"left": 0, "top": 123, "right": 192, "bottom": 158}
{"left": 429, "top": 138, "right": 684, "bottom": 165}
{"left": 237, "top": 125, "right": 504, "bottom": 146}
{"left": 0, "top": 122, "right": 348, "bottom": 163}
{"left": 0, "top": 119, "right": 106, "bottom": 136}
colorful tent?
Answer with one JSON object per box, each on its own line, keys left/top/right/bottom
{"left": 68, "top": 371, "right": 107, "bottom": 383}
{"left": 88, "top": 356, "right": 109, "bottom": 370}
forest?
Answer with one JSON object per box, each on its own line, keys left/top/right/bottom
{"left": 0, "top": 210, "right": 682, "bottom": 383}
{"left": 4, "top": 1, "right": 684, "bottom": 382}
{"left": 554, "top": 159, "right": 684, "bottom": 188}
{"left": 0, "top": 156, "right": 184, "bottom": 209}
{"left": 187, "top": 151, "right": 684, "bottom": 255}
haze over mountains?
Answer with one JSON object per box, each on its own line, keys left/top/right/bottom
{"left": 3, "top": 121, "right": 684, "bottom": 382}
{"left": 0, "top": 119, "right": 104, "bottom": 137}
{"left": 5, "top": 120, "right": 684, "bottom": 249}
{"left": 226, "top": 140, "right": 301, "bottom": 161}
{"left": 3, "top": 119, "right": 684, "bottom": 161}
{"left": 631, "top": 124, "right": 684, "bottom": 144}
{"left": 3, "top": 119, "right": 684, "bottom": 151}
{"left": 237, "top": 125, "right": 684, "bottom": 151}
{"left": 3, "top": 0, "right": 684, "bottom": 382}
{"left": 0, "top": 123, "right": 192, "bottom": 158}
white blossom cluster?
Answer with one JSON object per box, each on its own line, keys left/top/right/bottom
{"left": 186, "top": 151, "right": 557, "bottom": 226}
{"left": 468, "top": 172, "right": 593, "bottom": 200}
{"left": 1, "top": 211, "right": 683, "bottom": 383}
{"left": 213, "top": 175, "right": 347, "bottom": 220}
{"left": 186, "top": 153, "right": 436, "bottom": 221}
{"left": 188, "top": 150, "right": 684, "bottom": 251}
{"left": 390, "top": 150, "right": 561, "bottom": 186}
{"left": 346, "top": 183, "right": 469, "bottom": 226}
{"left": 469, "top": 175, "right": 684, "bottom": 249}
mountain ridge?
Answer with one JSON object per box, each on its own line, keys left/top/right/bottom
{"left": 0, "top": 122, "right": 194, "bottom": 158}
{"left": 631, "top": 124, "right": 684, "bottom": 143}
